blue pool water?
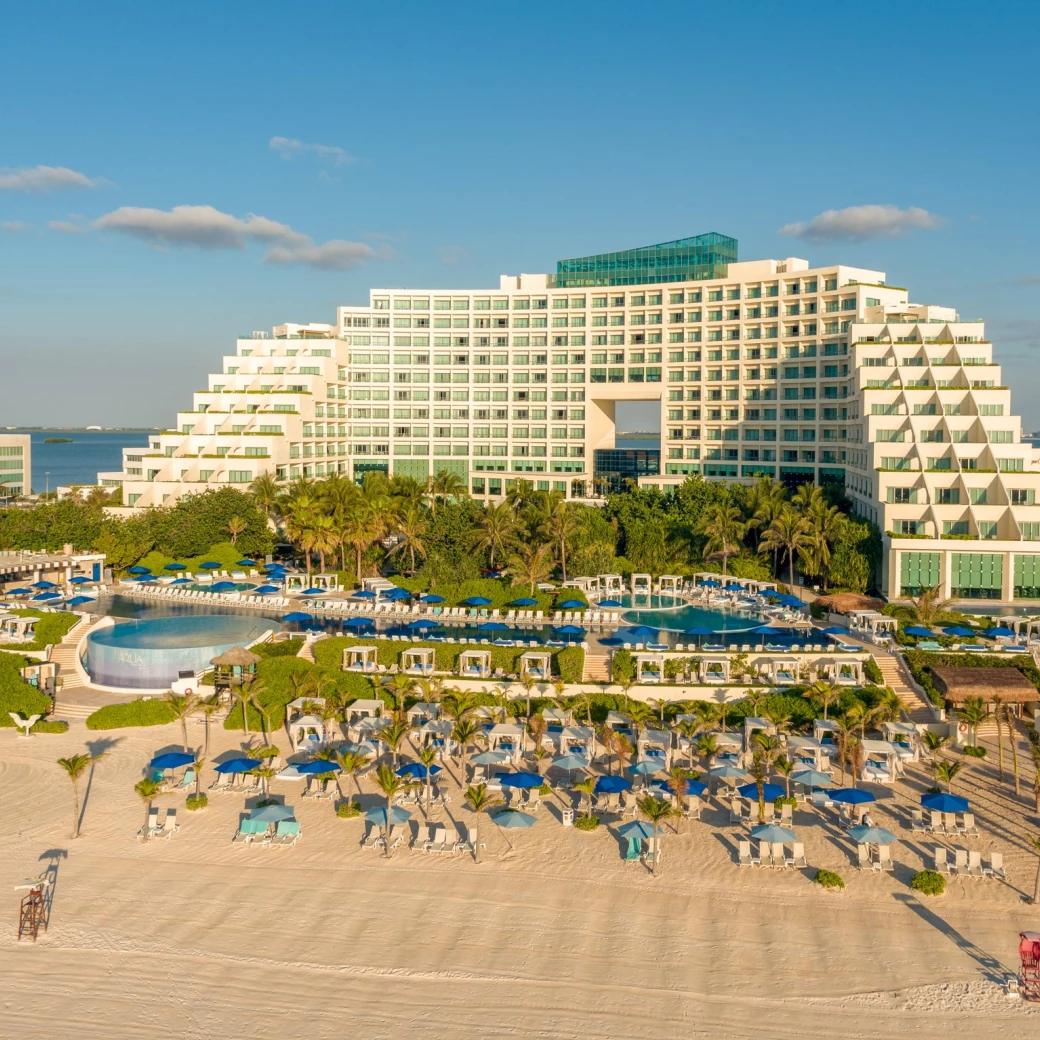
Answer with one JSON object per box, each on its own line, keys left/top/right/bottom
{"left": 84, "top": 613, "right": 278, "bottom": 689}
{"left": 617, "top": 593, "right": 759, "bottom": 634}
{"left": 186, "top": 582, "right": 256, "bottom": 593}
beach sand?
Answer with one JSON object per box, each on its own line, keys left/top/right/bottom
{"left": 1, "top": 720, "right": 1038, "bottom": 1039}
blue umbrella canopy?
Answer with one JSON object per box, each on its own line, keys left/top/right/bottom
{"left": 618, "top": 820, "right": 654, "bottom": 839}
{"left": 494, "top": 810, "right": 537, "bottom": 829}
{"left": 685, "top": 625, "right": 715, "bottom": 636}
{"left": 296, "top": 759, "right": 341, "bottom": 774}
{"left": 213, "top": 757, "right": 261, "bottom": 774}
{"left": 343, "top": 616, "right": 374, "bottom": 628}
{"left": 170, "top": 577, "right": 192, "bottom": 585}
{"left": 710, "top": 764, "right": 748, "bottom": 779}
{"left": 365, "top": 805, "right": 412, "bottom": 827}
{"left": 750, "top": 823, "right": 796, "bottom": 842}
{"left": 477, "top": 621, "right": 508, "bottom": 631}
{"left": 555, "top": 624, "right": 585, "bottom": 635}
{"left": 149, "top": 751, "right": 196, "bottom": 769}
{"left": 250, "top": 804, "right": 296, "bottom": 823}
{"left": 470, "top": 749, "right": 512, "bottom": 766}
{"left": 598, "top": 599, "right": 622, "bottom": 607}
{"left": 164, "top": 563, "right": 187, "bottom": 571}
{"left": 792, "top": 768, "right": 834, "bottom": 787}
{"left": 630, "top": 759, "right": 665, "bottom": 775}
{"left": 396, "top": 762, "right": 442, "bottom": 779}
{"left": 236, "top": 559, "right": 256, "bottom": 566}
{"left": 7, "top": 588, "right": 32, "bottom": 595}
{"left": 699, "top": 579, "right": 721, "bottom": 588}
{"left": 498, "top": 771, "right": 544, "bottom": 789}
{"left": 199, "top": 561, "right": 222, "bottom": 569}
{"left": 252, "top": 584, "right": 279, "bottom": 594}
{"left": 420, "top": 593, "right": 445, "bottom": 603}
{"left": 752, "top": 625, "right": 790, "bottom": 636}
{"left": 594, "top": 775, "right": 632, "bottom": 794}
{"left": 684, "top": 779, "right": 709, "bottom": 798}
{"left": 985, "top": 626, "right": 1015, "bottom": 638}
{"left": 462, "top": 596, "right": 492, "bottom": 606}
{"left": 210, "top": 581, "right": 237, "bottom": 592}
{"left": 68, "top": 575, "right": 93, "bottom": 584}
{"left": 32, "top": 580, "right": 59, "bottom": 588}
{"left": 351, "top": 589, "right": 376, "bottom": 598}
{"left": 33, "top": 592, "right": 61, "bottom": 601}
{"left": 263, "top": 563, "right": 286, "bottom": 571}
{"left": 300, "top": 587, "right": 327, "bottom": 595}
{"left": 820, "top": 625, "right": 850, "bottom": 635}
{"left": 407, "top": 618, "right": 440, "bottom": 629}
{"left": 904, "top": 625, "right": 937, "bottom": 637}
{"left": 510, "top": 597, "right": 538, "bottom": 607}
{"left": 921, "top": 791, "right": 969, "bottom": 812}
{"left": 383, "top": 588, "right": 411, "bottom": 600}
{"left": 829, "top": 787, "right": 876, "bottom": 805}
{"left": 125, "top": 568, "right": 149, "bottom": 577}
{"left": 618, "top": 625, "right": 657, "bottom": 641}
{"left": 943, "top": 626, "right": 975, "bottom": 637}
{"left": 282, "top": 612, "right": 313, "bottom": 623}
{"left": 551, "top": 753, "right": 589, "bottom": 771}
{"left": 558, "top": 599, "right": 585, "bottom": 609}
{"left": 65, "top": 595, "right": 96, "bottom": 606}
{"left": 848, "top": 825, "right": 897, "bottom": 845}
{"left": 737, "top": 782, "right": 786, "bottom": 802}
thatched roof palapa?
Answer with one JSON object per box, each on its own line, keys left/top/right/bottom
{"left": 929, "top": 667, "right": 1038, "bottom": 704}
{"left": 211, "top": 646, "right": 262, "bottom": 667}
{"left": 814, "top": 592, "right": 885, "bottom": 614}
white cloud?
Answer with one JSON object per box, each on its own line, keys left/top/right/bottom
{"left": 92, "top": 203, "right": 378, "bottom": 271}
{"left": 2, "top": 220, "right": 31, "bottom": 233}
{"left": 0, "top": 165, "right": 101, "bottom": 192}
{"left": 48, "top": 219, "right": 86, "bottom": 234}
{"left": 779, "top": 204, "right": 945, "bottom": 243}
{"left": 269, "top": 136, "right": 357, "bottom": 166}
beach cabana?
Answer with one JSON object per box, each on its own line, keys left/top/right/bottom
{"left": 657, "top": 575, "right": 680, "bottom": 596}
{"left": 699, "top": 655, "right": 731, "bottom": 684}
{"left": 634, "top": 653, "right": 665, "bottom": 684}
{"left": 342, "top": 645, "right": 378, "bottom": 673}
{"left": 786, "top": 734, "right": 831, "bottom": 771}
{"left": 406, "top": 701, "right": 440, "bottom": 726}
{"left": 457, "top": 649, "right": 491, "bottom": 679}
{"left": 288, "top": 713, "right": 326, "bottom": 753}
{"left": 520, "top": 651, "right": 552, "bottom": 681}
{"left": 20, "top": 660, "right": 57, "bottom": 695}
{"left": 0, "top": 615, "right": 36, "bottom": 643}
{"left": 419, "top": 718, "right": 454, "bottom": 756}
{"left": 401, "top": 647, "right": 435, "bottom": 677}
{"left": 757, "top": 656, "right": 796, "bottom": 686}
{"left": 604, "top": 710, "right": 632, "bottom": 734}
{"left": 813, "top": 719, "right": 840, "bottom": 746}
{"left": 712, "top": 730, "right": 743, "bottom": 766}
{"left": 598, "top": 574, "right": 624, "bottom": 596}
{"left": 345, "top": 698, "right": 384, "bottom": 727}
{"left": 543, "top": 706, "right": 574, "bottom": 728}
{"left": 637, "top": 727, "right": 671, "bottom": 767}
{"left": 743, "top": 716, "right": 776, "bottom": 751}
{"left": 354, "top": 715, "right": 391, "bottom": 747}
{"left": 548, "top": 724, "right": 595, "bottom": 757}
{"left": 930, "top": 667, "right": 1038, "bottom": 715}
{"left": 818, "top": 657, "right": 864, "bottom": 686}
{"left": 487, "top": 723, "right": 525, "bottom": 762}
{"left": 630, "top": 573, "right": 652, "bottom": 596}
{"left": 882, "top": 721, "right": 920, "bottom": 763}
{"left": 859, "top": 739, "right": 900, "bottom": 784}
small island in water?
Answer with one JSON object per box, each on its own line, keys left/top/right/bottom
{"left": 43, "top": 437, "right": 73, "bottom": 444}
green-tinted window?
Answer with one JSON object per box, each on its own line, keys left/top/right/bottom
{"left": 951, "top": 552, "right": 1002, "bottom": 599}
{"left": 899, "top": 552, "right": 941, "bottom": 596}
{"left": 1014, "top": 553, "right": 1040, "bottom": 596}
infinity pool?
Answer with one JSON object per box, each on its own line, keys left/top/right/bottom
{"left": 84, "top": 613, "right": 278, "bottom": 689}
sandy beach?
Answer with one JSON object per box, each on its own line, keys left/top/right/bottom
{"left": 1, "top": 719, "right": 1038, "bottom": 1040}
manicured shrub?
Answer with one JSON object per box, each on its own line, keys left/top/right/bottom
{"left": 0, "top": 653, "right": 54, "bottom": 726}
{"left": 863, "top": 658, "right": 884, "bottom": 685}
{"left": 774, "top": 795, "right": 797, "bottom": 809}
{"left": 86, "top": 698, "right": 176, "bottom": 730}
{"left": 962, "top": 744, "right": 987, "bottom": 758}
{"left": 31, "top": 719, "right": 68, "bottom": 734}
{"left": 910, "top": 869, "right": 946, "bottom": 896}
{"left": 611, "top": 648, "right": 634, "bottom": 684}
{"left": 336, "top": 801, "right": 362, "bottom": 818}
{"left": 185, "top": 794, "right": 208, "bottom": 811}
{"left": 574, "top": 814, "right": 600, "bottom": 831}
{"left": 813, "top": 869, "right": 845, "bottom": 890}
{"left": 255, "top": 639, "right": 304, "bottom": 658}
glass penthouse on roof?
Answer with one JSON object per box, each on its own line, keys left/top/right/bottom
{"left": 554, "top": 232, "right": 737, "bottom": 288}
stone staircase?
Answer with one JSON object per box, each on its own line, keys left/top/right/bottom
{"left": 583, "top": 649, "right": 611, "bottom": 684}
{"left": 48, "top": 615, "right": 100, "bottom": 696}
{"left": 295, "top": 635, "right": 316, "bottom": 663}
{"left": 871, "top": 650, "right": 936, "bottom": 725}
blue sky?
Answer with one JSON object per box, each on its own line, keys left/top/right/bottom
{"left": 3, "top": 0, "right": 1039, "bottom": 430}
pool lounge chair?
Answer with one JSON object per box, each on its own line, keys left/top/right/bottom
{"left": 933, "top": 846, "right": 950, "bottom": 874}
{"left": 857, "top": 844, "right": 870, "bottom": 871}
{"left": 274, "top": 820, "right": 301, "bottom": 847}
{"left": 966, "top": 849, "right": 983, "bottom": 878}
{"left": 952, "top": 848, "right": 968, "bottom": 875}
{"left": 789, "top": 842, "right": 807, "bottom": 868}
{"left": 160, "top": 809, "right": 179, "bottom": 838}
{"left": 738, "top": 840, "right": 755, "bottom": 867}
{"left": 770, "top": 841, "right": 785, "bottom": 868}
{"left": 956, "top": 813, "right": 979, "bottom": 836}
{"left": 757, "top": 841, "right": 772, "bottom": 867}
{"left": 137, "top": 808, "right": 159, "bottom": 841}
{"left": 360, "top": 826, "right": 383, "bottom": 850}
{"left": 983, "top": 852, "right": 1006, "bottom": 880}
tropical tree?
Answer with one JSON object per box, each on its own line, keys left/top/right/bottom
{"left": 804, "top": 679, "right": 840, "bottom": 721}
{"left": 909, "top": 585, "right": 952, "bottom": 627}
{"left": 373, "top": 762, "right": 414, "bottom": 857}
{"left": 57, "top": 752, "right": 101, "bottom": 838}
{"left": 417, "top": 744, "right": 439, "bottom": 814}
{"left": 994, "top": 694, "right": 1006, "bottom": 783}
{"left": 164, "top": 690, "right": 199, "bottom": 751}
{"left": 227, "top": 515, "right": 247, "bottom": 546}
{"left": 573, "top": 776, "right": 597, "bottom": 820}
{"left": 1003, "top": 701, "right": 1022, "bottom": 798}
{"left": 196, "top": 694, "right": 224, "bottom": 757}
{"left": 390, "top": 504, "right": 429, "bottom": 575}
{"left": 134, "top": 778, "right": 162, "bottom": 838}
{"left": 470, "top": 501, "right": 517, "bottom": 571}
{"left": 933, "top": 759, "right": 963, "bottom": 793}
{"left": 507, "top": 541, "right": 553, "bottom": 595}
{"left": 921, "top": 730, "right": 948, "bottom": 766}
{"left": 452, "top": 717, "right": 482, "bottom": 777}
{"left": 759, "top": 505, "right": 812, "bottom": 587}
{"left": 464, "top": 783, "right": 501, "bottom": 862}
{"left": 676, "top": 718, "right": 701, "bottom": 769}
{"left": 539, "top": 493, "right": 578, "bottom": 582}
{"left": 774, "top": 755, "right": 795, "bottom": 798}
{"left": 695, "top": 498, "right": 746, "bottom": 579}
{"left": 696, "top": 732, "right": 718, "bottom": 772}
{"left": 335, "top": 748, "right": 370, "bottom": 801}
{"left": 953, "top": 696, "right": 991, "bottom": 748}
{"left": 248, "top": 473, "right": 283, "bottom": 526}
{"left": 380, "top": 718, "right": 414, "bottom": 768}
{"left": 428, "top": 469, "right": 468, "bottom": 515}
{"left": 636, "top": 795, "right": 677, "bottom": 876}
{"left": 231, "top": 677, "right": 263, "bottom": 736}
{"left": 667, "top": 767, "right": 689, "bottom": 830}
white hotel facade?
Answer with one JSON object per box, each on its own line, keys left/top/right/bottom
{"left": 100, "top": 234, "right": 1040, "bottom": 602}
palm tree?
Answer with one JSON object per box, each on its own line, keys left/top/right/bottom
{"left": 380, "top": 718, "right": 413, "bottom": 768}
{"left": 470, "top": 501, "right": 516, "bottom": 571}
{"left": 744, "top": 476, "right": 787, "bottom": 550}
{"left": 759, "top": 505, "right": 812, "bottom": 587}
{"left": 464, "top": 783, "right": 501, "bottom": 862}
{"left": 953, "top": 696, "right": 991, "bottom": 748}
{"left": 636, "top": 795, "right": 677, "bottom": 875}
{"left": 57, "top": 753, "right": 100, "bottom": 838}
{"left": 390, "top": 504, "right": 429, "bottom": 575}
{"left": 615, "top": 732, "right": 634, "bottom": 775}
{"left": 667, "top": 767, "right": 689, "bottom": 830}
{"left": 1004, "top": 701, "right": 1022, "bottom": 798}
{"left": 921, "top": 730, "right": 948, "bottom": 766}
{"left": 774, "top": 755, "right": 794, "bottom": 798}
{"left": 804, "top": 679, "right": 840, "bottom": 721}
{"left": 428, "top": 470, "right": 467, "bottom": 515}
{"left": 335, "top": 748, "right": 370, "bottom": 801}
{"left": 227, "top": 515, "right": 247, "bottom": 546}
{"left": 539, "top": 492, "right": 578, "bottom": 581}
{"left": 452, "top": 717, "right": 483, "bottom": 778}
{"left": 695, "top": 498, "right": 746, "bottom": 579}
{"left": 254, "top": 764, "right": 277, "bottom": 798}
{"left": 910, "top": 584, "right": 952, "bottom": 628}
{"left": 676, "top": 718, "right": 700, "bottom": 768}
{"left": 696, "top": 733, "right": 718, "bottom": 772}
{"left": 598, "top": 725, "right": 617, "bottom": 776}
{"left": 248, "top": 473, "right": 283, "bottom": 527}
{"left": 1028, "top": 834, "right": 1040, "bottom": 905}
{"left": 507, "top": 541, "right": 553, "bottom": 595}
{"left": 164, "top": 690, "right": 199, "bottom": 751}
{"left": 933, "top": 759, "right": 963, "bottom": 793}
{"left": 134, "top": 778, "right": 162, "bottom": 838}
{"left": 341, "top": 508, "right": 383, "bottom": 584}
{"left": 231, "top": 677, "right": 263, "bottom": 736}
{"left": 196, "top": 694, "right": 223, "bottom": 757}
{"left": 373, "top": 762, "right": 414, "bottom": 857}
{"left": 441, "top": 690, "right": 478, "bottom": 721}
{"left": 833, "top": 715, "right": 860, "bottom": 786}
{"left": 417, "top": 744, "right": 438, "bottom": 814}
{"left": 994, "top": 694, "right": 1006, "bottom": 783}
{"left": 573, "top": 776, "right": 597, "bottom": 820}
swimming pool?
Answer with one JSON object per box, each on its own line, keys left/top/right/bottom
{"left": 84, "top": 613, "right": 278, "bottom": 689}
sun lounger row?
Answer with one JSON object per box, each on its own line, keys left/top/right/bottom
{"left": 136, "top": 808, "right": 179, "bottom": 841}
{"left": 738, "top": 840, "right": 806, "bottom": 868}
{"left": 232, "top": 819, "right": 301, "bottom": 846}
{"left": 933, "top": 846, "right": 1005, "bottom": 879}
{"left": 359, "top": 823, "right": 484, "bottom": 854}
{"left": 910, "top": 810, "right": 978, "bottom": 836}
{"left": 856, "top": 843, "right": 894, "bottom": 871}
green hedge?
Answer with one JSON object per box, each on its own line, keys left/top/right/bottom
{"left": 86, "top": 698, "right": 177, "bottom": 730}
{"left": 254, "top": 639, "right": 304, "bottom": 658}
{"left": 0, "top": 653, "right": 55, "bottom": 726}
{"left": 904, "top": 649, "right": 1040, "bottom": 709}
{"left": 863, "top": 657, "right": 884, "bottom": 685}
{"left": 32, "top": 719, "right": 69, "bottom": 733}
{"left": 0, "top": 610, "right": 78, "bottom": 651}
{"left": 311, "top": 636, "right": 583, "bottom": 682}
{"left": 391, "top": 576, "right": 577, "bottom": 613}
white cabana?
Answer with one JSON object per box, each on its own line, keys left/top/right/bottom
{"left": 457, "top": 649, "right": 491, "bottom": 678}
{"left": 638, "top": 727, "right": 671, "bottom": 767}
{"left": 353, "top": 715, "right": 391, "bottom": 746}
{"left": 487, "top": 723, "right": 525, "bottom": 761}
{"left": 344, "top": 698, "right": 383, "bottom": 726}
{"left": 406, "top": 701, "right": 440, "bottom": 726}
{"left": 285, "top": 572, "right": 340, "bottom": 593}
{"left": 401, "top": 647, "right": 435, "bottom": 676}
{"left": 634, "top": 653, "right": 665, "bottom": 684}
{"left": 288, "top": 713, "right": 325, "bottom": 753}
{"left": 657, "top": 575, "right": 680, "bottom": 596}
{"left": 757, "top": 656, "right": 797, "bottom": 685}
{"left": 604, "top": 710, "right": 633, "bottom": 734}
{"left": 598, "top": 574, "right": 624, "bottom": 596}
{"left": 631, "top": 573, "right": 652, "bottom": 596}
{"left": 883, "top": 721, "right": 920, "bottom": 763}
{"left": 848, "top": 611, "right": 898, "bottom": 640}
{"left": 785, "top": 734, "right": 831, "bottom": 771}
{"left": 543, "top": 706, "right": 574, "bottom": 727}
{"left": 712, "top": 730, "right": 743, "bottom": 764}
{"left": 818, "top": 657, "right": 864, "bottom": 686}
{"left": 551, "top": 724, "right": 595, "bottom": 757}
{"left": 743, "top": 716, "right": 776, "bottom": 750}
{"left": 342, "top": 645, "right": 379, "bottom": 673}
{"left": 0, "top": 615, "right": 36, "bottom": 643}
{"left": 520, "top": 651, "right": 552, "bottom": 681}
{"left": 19, "top": 660, "right": 57, "bottom": 694}
{"left": 562, "top": 576, "right": 600, "bottom": 594}
{"left": 813, "top": 718, "right": 840, "bottom": 746}
{"left": 860, "top": 738, "right": 900, "bottom": 783}
{"left": 699, "top": 655, "right": 730, "bottom": 684}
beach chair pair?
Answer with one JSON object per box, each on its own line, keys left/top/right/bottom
{"left": 137, "top": 807, "right": 159, "bottom": 841}
{"left": 271, "top": 821, "right": 301, "bottom": 847}
{"left": 233, "top": 818, "right": 267, "bottom": 845}
{"left": 421, "top": 826, "right": 455, "bottom": 854}
{"left": 871, "top": 845, "right": 893, "bottom": 872}
{"left": 956, "top": 813, "right": 979, "bottom": 836}
{"left": 360, "top": 826, "right": 383, "bottom": 851}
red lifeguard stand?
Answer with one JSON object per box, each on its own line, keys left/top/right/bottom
{"left": 1020, "top": 931, "right": 1040, "bottom": 1001}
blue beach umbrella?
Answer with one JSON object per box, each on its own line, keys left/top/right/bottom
{"left": 397, "top": 762, "right": 442, "bottom": 780}
{"left": 478, "top": 621, "right": 508, "bottom": 631}
{"left": 510, "top": 598, "right": 538, "bottom": 607}
{"left": 618, "top": 625, "right": 658, "bottom": 641}
{"left": 699, "top": 579, "right": 721, "bottom": 588}
{"left": 618, "top": 820, "right": 654, "bottom": 839}
{"left": 33, "top": 592, "right": 61, "bottom": 601}
{"left": 551, "top": 753, "right": 589, "bottom": 772}
{"left": 792, "top": 769, "right": 834, "bottom": 787}
{"left": 420, "top": 593, "right": 445, "bottom": 603}
{"left": 125, "top": 569, "right": 149, "bottom": 577}
{"left": 737, "top": 782, "right": 785, "bottom": 802}
{"left": 210, "top": 581, "right": 237, "bottom": 592}
{"left": 300, "top": 587, "right": 327, "bottom": 596}
{"left": 820, "top": 625, "right": 850, "bottom": 635}
{"left": 7, "top": 588, "right": 31, "bottom": 596}
{"left": 904, "top": 626, "right": 937, "bottom": 637}
{"left": 470, "top": 749, "right": 512, "bottom": 766}
{"left": 830, "top": 787, "right": 876, "bottom": 806}
{"left": 499, "top": 771, "right": 544, "bottom": 789}
{"left": 199, "top": 561, "right": 222, "bottom": 570}
{"left": 213, "top": 758, "right": 261, "bottom": 774}
{"left": 684, "top": 780, "right": 709, "bottom": 798}
{"left": 848, "top": 825, "right": 897, "bottom": 845}
{"left": 494, "top": 810, "right": 537, "bottom": 829}
{"left": 556, "top": 624, "right": 585, "bottom": 635}
{"left": 365, "top": 805, "right": 412, "bottom": 827}
{"left": 164, "top": 563, "right": 187, "bottom": 571}
{"left": 685, "top": 625, "right": 715, "bottom": 636}
{"left": 65, "top": 595, "right": 96, "bottom": 606}
{"left": 236, "top": 559, "right": 256, "bottom": 567}
{"left": 710, "top": 764, "right": 748, "bottom": 780}
{"left": 263, "top": 563, "right": 286, "bottom": 572}
{"left": 558, "top": 599, "right": 585, "bottom": 609}
{"left": 383, "top": 587, "right": 411, "bottom": 600}
{"left": 630, "top": 759, "right": 665, "bottom": 776}
{"left": 252, "top": 584, "right": 279, "bottom": 594}
{"left": 985, "top": 626, "right": 1015, "bottom": 638}
{"left": 921, "top": 792, "right": 969, "bottom": 813}
{"left": 149, "top": 751, "right": 196, "bottom": 769}
{"left": 170, "top": 577, "right": 192, "bottom": 585}
{"left": 68, "top": 575, "right": 93, "bottom": 584}
{"left": 32, "top": 580, "right": 58, "bottom": 589}
{"left": 282, "top": 611, "right": 313, "bottom": 623}
{"left": 343, "top": 616, "right": 374, "bottom": 629}
{"left": 351, "top": 589, "right": 376, "bottom": 599}
{"left": 598, "top": 599, "right": 623, "bottom": 607}
{"left": 407, "top": 618, "right": 440, "bottom": 630}
{"left": 750, "top": 823, "right": 796, "bottom": 843}
{"left": 594, "top": 775, "right": 632, "bottom": 794}
{"left": 462, "top": 596, "right": 492, "bottom": 607}
{"left": 943, "top": 626, "right": 974, "bottom": 637}
{"left": 296, "top": 760, "right": 341, "bottom": 775}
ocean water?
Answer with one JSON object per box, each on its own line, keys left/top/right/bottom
{"left": 15, "top": 430, "right": 152, "bottom": 492}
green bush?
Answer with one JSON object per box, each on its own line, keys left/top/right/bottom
{"left": 31, "top": 719, "right": 68, "bottom": 733}
{"left": 813, "top": 869, "right": 845, "bottom": 889}
{"left": 255, "top": 639, "right": 304, "bottom": 658}
{"left": 774, "top": 795, "right": 797, "bottom": 809}
{"left": 86, "top": 698, "right": 177, "bottom": 730}
{"left": 0, "top": 609, "right": 79, "bottom": 651}
{"left": 963, "top": 744, "right": 987, "bottom": 758}
{"left": 573, "top": 814, "right": 600, "bottom": 831}
{"left": 336, "top": 801, "right": 362, "bottom": 818}
{"left": 863, "top": 658, "right": 884, "bottom": 685}
{"left": 185, "top": 794, "right": 208, "bottom": 811}
{"left": 910, "top": 869, "right": 946, "bottom": 896}
{"left": 0, "top": 653, "right": 57, "bottom": 726}
{"left": 611, "top": 648, "right": 635, "bottom": 685}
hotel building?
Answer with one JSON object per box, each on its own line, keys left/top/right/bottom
{"left": 99, "top": 234, "right": 1040, "bottom": 602}
{"left": 0, "top": 434, "right": 31, "bottom": 499}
